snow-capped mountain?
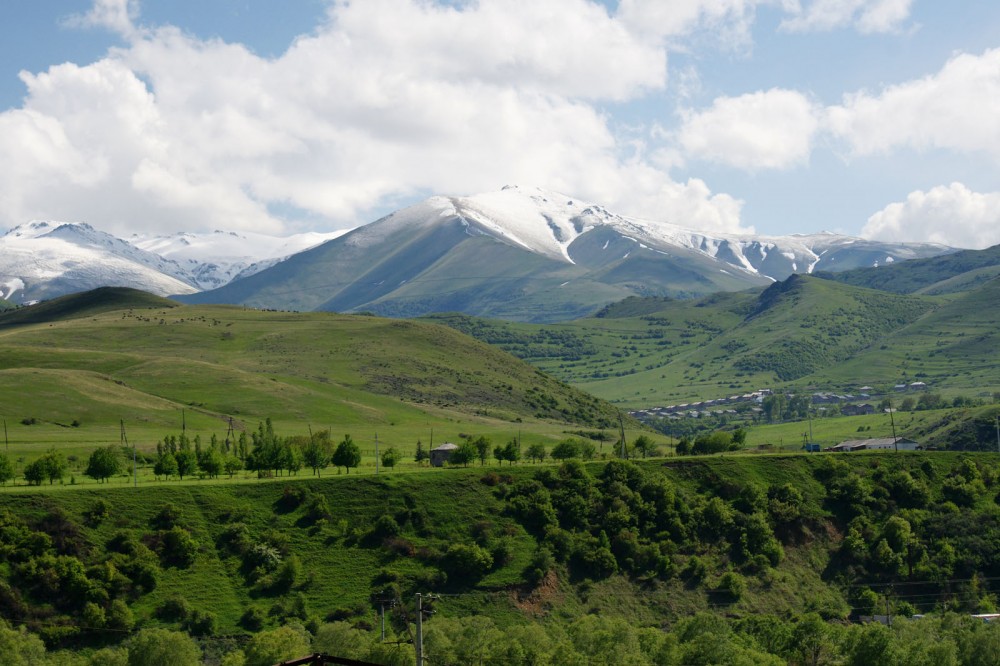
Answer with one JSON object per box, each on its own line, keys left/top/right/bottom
{"left": 0, "top": 221, "right": 198, "bottom": 303}
{"left": 181, "top": 186, "right": 953, "bottom": 321}
{"left": 131, "top": 229, "right": 349, "bottom": 290}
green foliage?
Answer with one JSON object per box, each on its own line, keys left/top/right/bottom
{"left": 85, "top": 445, "right": 124, "bottom": 483}
{"left": 127, "top": 628, "right": 201, "bottom": 666}
{"left": 242, "top": 625, "right": 312, "bottom": 666}
{"left": 332, "top": 435, "right": 361, "bottom": 474}
{"left": 380, "top": 447, "right": 400, "bottom": 469}
{"left": 23, "top": 449, "right": 67, "bottom": 485}
{"left": 440, "top": 543, "right": 494, "bottom": 582}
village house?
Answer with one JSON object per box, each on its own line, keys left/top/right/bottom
{"left": 430, "top": 442, "right": 459, "bottom": 467}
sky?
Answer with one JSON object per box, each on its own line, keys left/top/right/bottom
{"left": 1, "top": 0, "right": 999, "bottom": 249}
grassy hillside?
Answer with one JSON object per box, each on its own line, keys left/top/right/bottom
{"left": 429, "top": 276, "right": 969, "bottom": 407}
{"left": 0, "top": 289, "right": 630, "bottom": 465}
{"left": 4, "top": 452, "right": 1000, "bottom": 663}
{"left": 816, "top": 243, "right": 1000, "bottom": 295}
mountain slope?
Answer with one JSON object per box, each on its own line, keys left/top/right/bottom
{"left": 816, "top": 243, "right": 1000, "bottom": 294}
{"left": 131, "top": 228, "right": 348, "bottom": 290}
{"left": 0, "top": 221, "right": 198, "bottom": 303}
{"left": 183, "top": 187, "right": 950, "bottom": 321}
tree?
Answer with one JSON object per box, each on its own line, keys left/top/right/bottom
{"left": 380, "top": 447, "right": 400, "bottom": 470}
{"left": 223, "top": 455, "right": 243, "bottom": 479}
{"left": 154, "top": 451, "right": 178, "bottom": 479}
{"left": 242, "top": 625, "right": 312, "bottom": 666}
{"left": 198, "top": 447, "right": 223, "bottom": 479}
{"left": 415, "top": 439, "right": 429, "bottom": 464}
{"left": 551, "top": 439, "right": 581, "bottom": 460}
{"left": 451, "top": 440, "right": 477, "bottom": 467}
{"left": 303, "top": 430, "right": 332, "bottom": 476}
{"left": 502, "top": 439, "right": 520, "bottom": 465}
{"left": 174, "top": 449, "right": 198, "bottom": 480}
{"left": 0, "top": 454, "right": 14, "bottom": 485}
{"left": 473, "top": 436, "right": 491, "bottom": 466}
{"left": 85, "top": 445, "right": 124, "bottom": 483}
{"left": 127, "top": 628, "right": 202, "bottom": 666}
{"left": 24, "top": 450, "right": 66, "bottom": 485}
{"left": 526, "top": 443, "right": 547, "bottom": 463}
{"left": 632, "top": 435, "right": 654, "bottom": 458}
{"left": 332, "top": 435, "right": 361, "bottom": 474}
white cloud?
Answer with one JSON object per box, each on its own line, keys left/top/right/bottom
{"left": 0, "top": 0, "right": 758, "bottom": 237}
{"left": 677, "top": 88, "right": 820, "bottom": 170}
{"left": 62, "top": 0, "right": 139, "bottom": 37}
{"left": 863, "top": 183, "right": 1000, "bottom": 250}
{"left": 827, "top": 48, "right": 1000, "bottom": 159}
{"left": 616, "top": 0, "right": 761, "bottom": 47}
{"left": 781, "top": 0, "right": 914, "bottom": 34}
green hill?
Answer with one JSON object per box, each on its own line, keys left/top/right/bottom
{"left": 429, "top": 276, "right": 966, "bottom": 406}
{"left": 816, "top": 243, "right": 1000, "bottom": 295}
{"left": 0, "top": 288, "right": 626, "bottom": 463}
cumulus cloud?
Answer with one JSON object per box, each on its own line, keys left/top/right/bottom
{"left": 781, "top": 0, "right": 914, "bottom": 34}
{"left": 863, "top": 183, "right": 1000, "bottom": 250}
{"left": 828, "top": 48, "right": 1000, "bottom": 159}
{"left": 0, "top": 0, "right": 759, "bottom": 237}
{"left": 677, "top": 88, "right": 820, "bottom": 170}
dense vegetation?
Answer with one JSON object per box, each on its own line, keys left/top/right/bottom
{"left": 2, "top": 453, "right": 1000, "bottom": 663}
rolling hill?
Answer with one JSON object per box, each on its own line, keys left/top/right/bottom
{"left": 0, "top": 288, "right": 623, "bottom": 460}
{"left": 428, "top": 274, "right": 1000, "bottom": 408}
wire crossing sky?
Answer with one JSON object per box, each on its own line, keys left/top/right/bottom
{"left": 1, "top": 0, "right": 999, "bottom": 248}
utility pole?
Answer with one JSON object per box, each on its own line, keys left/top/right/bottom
{"left": 415, "top": 593, "right": 424, "bottom": 666}
{"left": 618, "top": 411, "right": 626, "bottom": 459}
{"left": 995, "top": 414, "right": 999, "bottom": 454}
{"left": 122, "top": 420, "right": 135, "bottom": 487}
{"left": 182, "top": 408, "right": 186, "bottom": 434}
{"left": 3, "top": 418, "right": 7, "bottom": 454}
{"left": 888, "top": 399, "right": 898, "bottom": 452}
{"left": 375, "top": 432, "right": 380, "bottom": 475}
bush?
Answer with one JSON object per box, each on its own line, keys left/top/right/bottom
{"left": 184, "top": 609, "right": 217, "bottom": 636}
{"left": 716, "top": 571, "right": 746, "bottom": 601}
{"left": 127, "top": 628, "right": 201, "bottom": 666}
{"left": 160, "top": 527, "right": 198, "bottom": 568}
{"left": 241, "top": 606, "right": 267, "bottom": 631}
{"left": 440, "top": 543, "right": 494, "bottom": 582}
{"left": 156, "top": 595, "right": 191, "bottom": 622}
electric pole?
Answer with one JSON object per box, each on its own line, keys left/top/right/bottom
{"left": 375, "top": 432, "right": 380, "bottom": 475}
{"left": 888, "top": 400, "right": 898, "bottom": 452}
{"left": 415, "top": 593, "right": 424, "bottom": 666}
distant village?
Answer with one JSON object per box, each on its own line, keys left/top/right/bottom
{"left": 629, "top": 381, "right": 930, "bottom": 423}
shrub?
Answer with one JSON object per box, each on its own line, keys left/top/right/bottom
{"left": 156, "top": 595, "right": 191, "bottom": 622}
{"left": 716, "top": 571, "right": 746, "bottom": 601}
{"left": 184, "top": 609, "right": 217, "bottom": 636}
{"left": 241, "top": 606, "right": 267, "bottom": 631}
{"left": 440, "top": 543, "right": 494, "bottom": 582}
{"left": 160, "top": 527, "right": 198, "bottom": 568}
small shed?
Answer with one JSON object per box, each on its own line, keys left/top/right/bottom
{"left": 430, "top": 442, "right": 459, "bottom": 467}
{"left": 828, "top": 437, "right": 919, "bottom": 452}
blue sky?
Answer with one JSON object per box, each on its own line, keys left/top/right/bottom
{"left": 1, "top": 0, "right": 999, "bottom": 249}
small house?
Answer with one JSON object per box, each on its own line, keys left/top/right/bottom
{"left": 841, "top": 403, "right": 876, "bottom": 416}
{"left": 430, "top": 442, "right": 459, "bottom": 467}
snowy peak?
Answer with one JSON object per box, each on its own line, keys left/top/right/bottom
{"left": 385, "top": 186, "right": 953, "bottom": 281}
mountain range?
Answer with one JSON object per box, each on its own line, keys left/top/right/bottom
{"left": 1, "top": 186, "right": 955, "bottom": 319}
